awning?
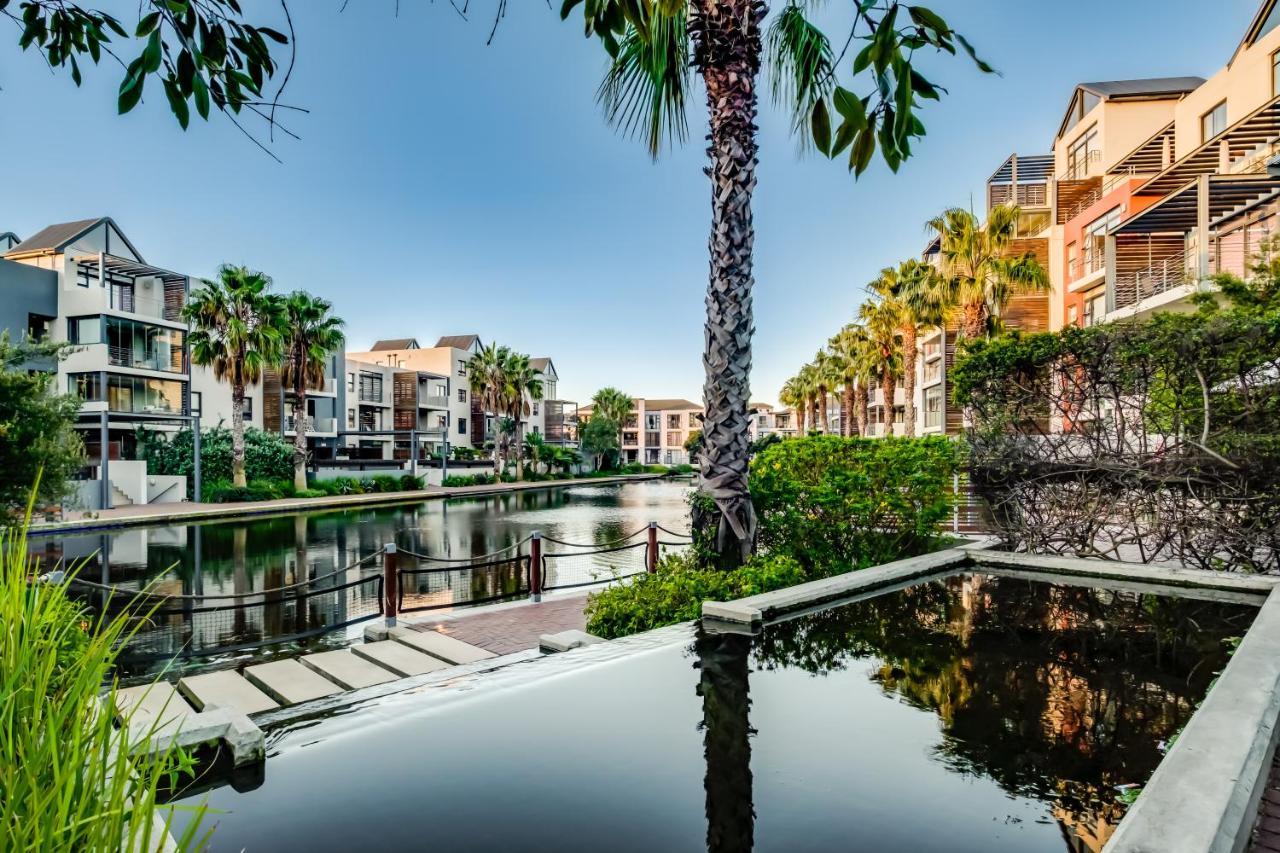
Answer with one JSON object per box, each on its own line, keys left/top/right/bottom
{"left": 1114, "top": 174, "right": 1280, "bottom": 235}
{"left": 1137, "top": 96, "right": 1280, "bottom": 197}
{"left": 69, "top": 253, "right": 188, "bottom": 284}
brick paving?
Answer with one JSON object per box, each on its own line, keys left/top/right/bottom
{"left": 1252, "top": 752, "right": 1280, "bottom": 852}
{"left": 410, "top": 594, "right": 590, "bottom": 655}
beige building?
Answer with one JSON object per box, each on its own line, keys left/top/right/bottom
{"left": 580, "top": 397, "right": 784, "bottom": 464}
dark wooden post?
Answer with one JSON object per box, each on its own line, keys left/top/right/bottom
{"left": 383, "top": 543, "right": 398, "bottom": 628}
{"left": 530, "top": 531, "right": 542, "bottom": 603}
{"left": 647, "top": 522, "right": 658, "bottom": 574}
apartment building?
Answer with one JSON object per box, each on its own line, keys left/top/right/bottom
{"left": 344, "top": 336, "right": 577, "bottom": 460}
{"left": 580, "top": 398, "right": 782, "bottom": 464}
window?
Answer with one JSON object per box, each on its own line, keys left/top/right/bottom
{"left": 667, "top": 414, "right": 682, "bottom": 429}
{"left": 68, "top": 316, "right": 101, "bottom": 344}
{"left": 1067, "top": 241, "right": 1078, "bottom": 277}
{"left": 458, "top": 418, "right": 466, "bottom": 435}
{"left": 27, "top": 313, "right": 54, "bottom": 341}
{"left": 924, "top": 386, "right": 943, "bottom": 429}
{"left": 1274, "top": 51, "right": 1280, "bottom": 98}
{"left": 1084, "top": 292, "right": 1105, "bottom": 327}
{"left": 622, "top": 431, "right": 638, "bottom": 446}
{"left": 358, "top": 373, "right": 383, "bottom": 403}
{"left": 347, "top": 408, "right": 356, "bottom": 428}
{"left": 1066, "top": 126, "right": 1099, "bottom": 179}
{"left": 666, "top": 430, "right": 681, "bottom": 447}
{"left": 72, "top": 373, "right": 183, "bottom": 413}
{"left": 101, "top": 317, "right": 186, "bottom": 373}
{"left": 1082, "top": 207, "right": 1121, "bottom": 275}
{"left": 190, "top": 391, "right": 203, "bottom": 417}
{"left": 532, "top": 402, "right": 538, "bottom": 416}
{"left": 532, "top": 425, "right": 539, "bottom": 435}
{"left": 1202, "top": 101, "right": 1227, "bottom": 142}
{"left": 1068, "top": 305, "right": 1079, "bottom": 326}
{"left": 645, "top": 413, "right": 661, "bottom": 430}
{"left": 241, "top": 397, "right": 253, "bottom": 421}
{"left": 69, "top": 373, "right": 102, "bottom": 401}
{"left": 457, "top": 359, "right": 467, "bottom": 377}
{"left": 347, "top": 373, "right": 355, "bottom": 392}
{"left": 458, "top": 388, "right": 467, "bottom": 403}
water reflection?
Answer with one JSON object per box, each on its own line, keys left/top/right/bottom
{"left": 698, "top": 573, "right": 1255, "bottom": 853}
{"left": 30, "top": 481, "right": 690, "bottom": 677}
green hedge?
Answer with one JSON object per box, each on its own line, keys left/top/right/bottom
{"left": 585, "top": 553, "right": 805, "bottom": 639}
{"left": 139, "top": 426, "right": 293, "bottom": 498}
{"left": 749, "top": 435, "right": 960, "bottom": 571}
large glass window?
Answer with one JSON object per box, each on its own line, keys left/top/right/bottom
{"left": 1066, "top": 126, "right": 1099, "bottom": 179}
{"left": 70, "top": 373, "right": 184, "bottom": 413}
{"left": 924, "top": 387, "right": 943, "bottom": 429}
{"left": 68, "top": 316, "right": 102, "bottom": 344}
{"left": 101, "top": 317, "right": 185, "bottom": 373}
{"left": 69, "top": 372, "right": 102, "bottom": 401}
{"left": 1273, "top": 51, "right": 1280, "bottom": 98}
{"left": 1201, "top": 101, "right": 1228, "bottom": 142}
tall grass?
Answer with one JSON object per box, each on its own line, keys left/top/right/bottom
{"left": 0, "top": 499, "right": 207, "bottom": 851}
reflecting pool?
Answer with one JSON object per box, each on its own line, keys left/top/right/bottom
{"left": 173, "top": 572, "right": 1255, "bottom": 852}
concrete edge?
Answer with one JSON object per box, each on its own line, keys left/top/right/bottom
{"left": 967, "top": 549, "right": 1280, "bottom": 594}
{"left": 1103, "top": 587, "right": 1280, "bottom": 853}
{"left": 30, "top": 474, "right": 665, "bottom": 536}
{"left": 700, "top": 547, "right": 971, "bottom": 624}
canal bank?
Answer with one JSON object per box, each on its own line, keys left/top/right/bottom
{"left": 31, "top": 473, "right": 667, "bottom": 536}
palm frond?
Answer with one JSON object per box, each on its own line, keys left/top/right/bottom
{"left": 597, "top": 7, "right": 690, "bottom": 158}
{"left": 766, "top": 2, "right": 835, "bottom": 149}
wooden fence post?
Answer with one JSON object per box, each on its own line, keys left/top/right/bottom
{"left": 647, "top": 522, "right": 658, "bottom": 574}
{"left": 530, "top": 532, "right": 542, "bottom": 603}
{"left": 384, "top": 543, "right": 398, "bottom": 628}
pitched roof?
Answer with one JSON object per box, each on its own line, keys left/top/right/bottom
{"left": 435, "top": 334, "right": 480, "bottom": 350}
{"left": 5, "top": 217, "right": 116, "bottom": 257}
{"left": 643, "top": 398, "right": 701, "bottom": 411}
{"left": 370, "top": 338, "right": 418, "bottom": 351}
{"left": 529, "top": 357, "right": 552, "bottom": 372}
{"left": 1077, "top": 77, "right": 1205, "bottom": 99}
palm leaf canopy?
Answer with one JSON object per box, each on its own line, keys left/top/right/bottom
{"left": 279, "top": 291, "right": 345, "bottom": 392}
{"left": 183, "top": 264, "right": 283, "bottom": 387}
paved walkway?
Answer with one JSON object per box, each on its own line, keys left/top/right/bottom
{"left": 410, "top": 593, "right": 591, "bottom": 655}
{"left": 32, "top": 474, "right": 662, "bottom": 535}
{"left": 1251, "top": 752, "right": 1280, "bottom": 852}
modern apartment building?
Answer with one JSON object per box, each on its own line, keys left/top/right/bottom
{"left": 579, "top": 398, "right": 782, "bottom": 464}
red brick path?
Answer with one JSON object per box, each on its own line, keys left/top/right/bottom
{"left": 1251, "top": 753, "right": 1280, "bottom": 852}
{"left": 410, "top": 594, "right": 590, "bottom": 655}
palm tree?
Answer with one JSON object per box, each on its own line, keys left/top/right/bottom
{"left": 501, "top": 352, "right": 544, "bottom": 480}
{"left": 278, "top": 292, "right": 345, "bottom": 492}
{"left": 830, "top": 324, "right": 874, "bottom": 437}
{"left": 184, "top": 265, "right": 282, "bottom": 488}
{"left": 778, "top": 376, "right": 805, "bottom": 437}
{"left": 812, "top": 348, "right": 843, "bottom": 434}
{"left": 794, "top": 363, "right": 819, "bottom": 436}
{"left": 859, "top": 297, "right": 903, "bottom": 437}
{"left": 563, "top": 1, "right": 990, "bottom": 567}
{"left": 592, "top": 387, "right": 634, "bottom": 465}
{"left": 926, "top": 204, "right": 1049, "bottom": 342}
{"left": 467, "top": 342, "right": 511, "bottom": 474}
{"left": 871, "top": 259, "right": 949, "bottom": 436}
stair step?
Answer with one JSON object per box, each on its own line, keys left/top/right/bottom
{"left": 391, "top": 627, "right": 496, "bottom": 664}
{"left": 299, "top": 649, "right": 398, "bottom": 690}
{"left": 351, "top": 640, "right": 450, "bottom": 677}
{"left": 115, "top": 682, "right": 197, "bottom": 734}
{"left": 178, "top": 670, "right": 280, "bottom": 716}
{"left": 244, "top": 659, "right": 343, "bottom": 706}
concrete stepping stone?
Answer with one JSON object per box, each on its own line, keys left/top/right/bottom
{"left": 351, "top": 640, "right": 450, "bottom": 677}
{"left": 539, "top": 629, "right": 604, "bottom": 654}
{"left": 178, "top": 670, "right": 280, "bottom": 716}
{"left": 299, "top": 649, "right": 398, "bottom": 690}
{"left": 115, "top": 681, "right": 196, "bottom": 732}
{"left": 390, "top": 627, "right": 497, "bottom": 664}
{"left": 244, "top": 659, "right": 342, "bottom": 706}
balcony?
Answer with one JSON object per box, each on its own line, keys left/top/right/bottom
{"left": 107, "top": 343, "right": 185, "bottom": 374}
{"left": 72, "top": 255, "right": 188, "bottom": 323}
{"left": 1112, "top": 250, "right": 1191, "bottom": 313}
{"left": 285, "top": 415, "right": 338, "bottom": 435}
{"left": 421, "top": 394, "right": 450, "bottom": 410}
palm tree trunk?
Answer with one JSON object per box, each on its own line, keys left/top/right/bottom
{"left": 795, "top": 404, "right": 806, "bottom": 436}
{"left": 515, "top": 412, "right": 525, "bottom": 480}
{"left": 960, "top": 300, "right": 986, "bottom": 342}
{"left": 231, "top": 381, "right": 247, "bottom": 488}
{"left": 842, "top": 383, "right": 855, "bottom": 436}
{"left": 292, "top": 377, "right": 309, "bottom": 493}
{"left": 901, "top": 325, "right": 918, "bottom": 438}
{"left": 881, "top": 369, "right": 897, "bottom": 436}
{"left": 809, "top": 396, "right": 819, "bottom": 434}
{"left": 690, "top": 0, "right": 763, "bottom": 570}
{"left": 855, "top": 385, "right": 869, "bottom": 437}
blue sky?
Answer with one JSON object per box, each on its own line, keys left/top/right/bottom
{"left": 0, "top": 1, "right": 1255, "bottom": 406}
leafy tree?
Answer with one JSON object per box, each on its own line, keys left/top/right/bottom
{"left": 684, "top": 428, "right": 704, "bottom": 463}
{"left": 0, "top": 335, "right": 83, "bottom": 516}
{"left": 591, "top": 387, "right": 633, "bottom": 459}
{"left": 778, "top": 376, "right": 806, "bottom": 436}
{"left": 137, "top": 424, "right": 293, "bottom": 497}
{"left": 926, "top": 204, "right": 1049, "bottom": 341}
{"left": 8, "top": 1, "right": 293, "bottom": 151}
{"left": 872, "top": 259, "right": 948, "bottom": 436}
{"left": 580, "top": 414, "right": 620, "bottom": 471}
{"left": 557, "top": 0, "right": 992, "bottom": 568}
{"left": 183, "top": 265, "right": 283, "bottom": 488}
{"left": 277, "top": 292, "right": 344, "bottom": 492}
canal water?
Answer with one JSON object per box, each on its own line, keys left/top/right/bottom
{"left": 28, "top": 479, "right": 692, "bottom": 678}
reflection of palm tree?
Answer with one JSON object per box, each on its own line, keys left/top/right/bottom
{"left": 697, "top": 628, "right": 754, "bottom": 853}
{"left": 232, "top": 526, "right": 249, "bottom": 638}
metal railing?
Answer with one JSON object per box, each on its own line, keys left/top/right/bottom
{"left": 285, "top": 415, "right": 338, "bottom": 434}
{"left": 1113, "top": 249, "right": 1191, "bottom": 310}
{"left": 106, "top": 343, "right": 186, "bottom": 374}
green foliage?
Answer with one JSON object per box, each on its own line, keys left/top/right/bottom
{"left": 399, "top": 474, "right": 425, "bottom": 491}
{"left": 0, "top": 335, "right": 83, "bottom": 517}
{"left": 443, "top": 473, "right": 498, "bottom": 488}
{"left": 670, "top": 463, "right": 696, "bottom": 475}
{"left": 580, "top": 414, "right": 621, "bottom": 470}
{"left": 0, "top": 506, "right": 207, "bottom": 849}
{"left": 749, "top": 435, "right": 960, "bottom": 571}
{"left": 584, "top": 552, "right": 806, "bottom": 639}
{"left": 13, "top": 1, "right": 290, "bottom": 142}
{"left": 139, "top": 425, "right": 293, "bottom": 498}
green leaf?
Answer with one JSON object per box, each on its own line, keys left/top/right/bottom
{"left": 851, "top": 126, "right": 875, "bottom": 176}
{"left": 142, "top": 31, "right": 162, "bottom": 74}
{"left": 163, "top": 79, "right": 189, "bottom": 129}
{"left": 831, "top": 118, "right": 859, "bottom": 157}
{"left": 257, "top": 26, "right": 288, "bottom": 44}
{"left": 832, "top": 86, "right": 866, "bottom": 129}
{"left": 561, "top": 0, "right": 585, "bottom": 20}
{"left": 136, "top": 11, "right": 161, "bottom": 37}
{"left": 907, "top": 6, "right": 950, "bottom": 35}
{"left": 810, "top": 98, "right": 832, "bottom": 157}
{"left": 955, "top": 33, "right": 996, "bottom": 75}
{"left": 192, "top": 73, "right": 210, "bottom": 119}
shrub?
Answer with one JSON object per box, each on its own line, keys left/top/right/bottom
{"left": 584, "top": 552, "right": 805, "bottom": 639}
{"left": 442, "top": 473, "right": 497, "bottom": 487}
{"left": 1, "top": 507, "right": 206, "bottom": 849}
{"left": 140, "top": 426, "right": 293, "bottom": 498}
{"left": 749, "top": 435, "right": 960, "bottom": 572}
{"left": 670, "top": 463, "right": 696, "bottom": 475}
{"left": 399, "top": 474, "right": 424, "bottom": 491}
{"left": 295, "top": 488, "right": 326, "bottom": 498}
{"left": 370, "top": 475, "right": 399, "bottom": 493}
